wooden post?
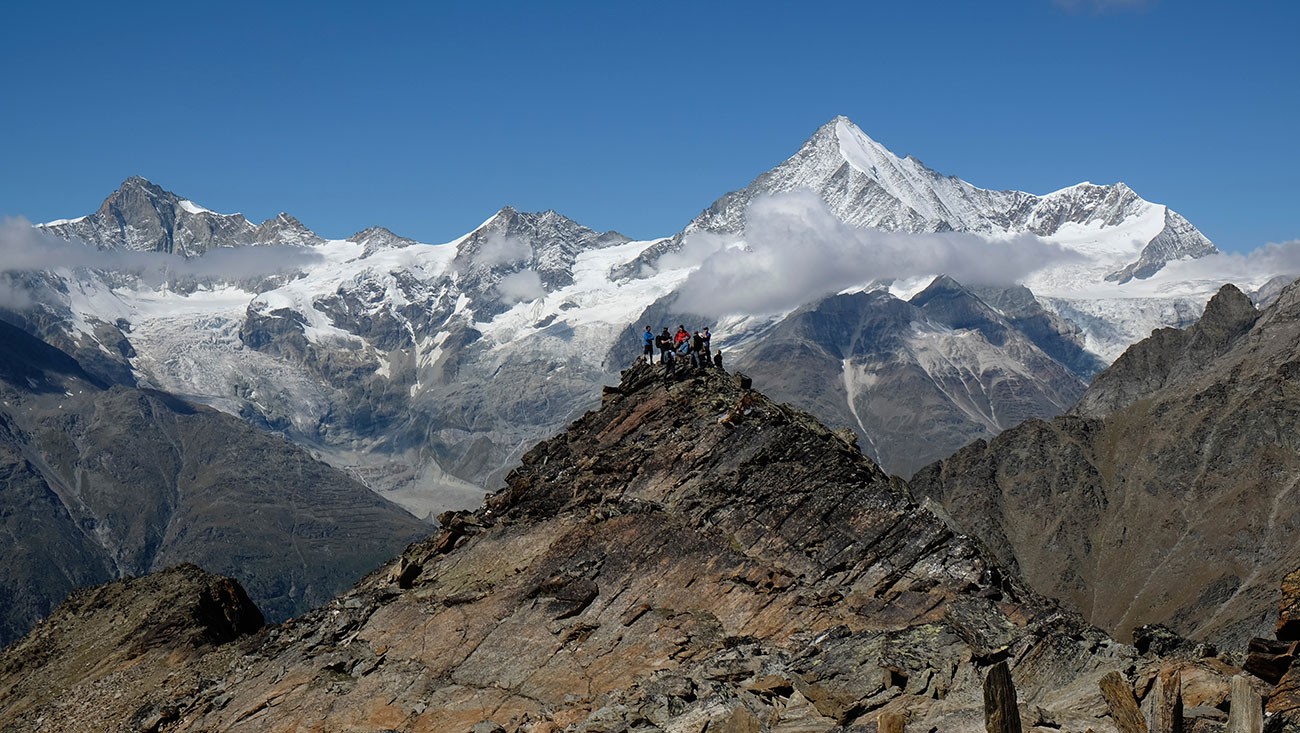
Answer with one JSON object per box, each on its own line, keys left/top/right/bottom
{"left": 1099, "top": 670, "right": 1149, "bottom": 733}
{"left": 1225, "top": 675, "right": 1263, "bottom": 733}
{"left": 984, "top": 661, "right": 1023, "bottom": 733}
{"left": 878, "top": 711, "right": 907, "bottom": 733}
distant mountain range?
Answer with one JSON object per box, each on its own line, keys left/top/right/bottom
{"left": 13, "top": 116, "right": 1287, "bottom": 517}
{"left": 4, "top": 116, "right": 1300, "bottom": 732}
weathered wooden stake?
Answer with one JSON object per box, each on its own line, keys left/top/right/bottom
{"left": 984, "top": 661, "right": 1023, "bottom": 733}
{"left": 1099, "top": 670, "right": 1149, "bottom": 733}
{"left": 1225, "top": 674, "right": 1263, "bottom": 733}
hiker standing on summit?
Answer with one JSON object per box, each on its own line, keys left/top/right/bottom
{"left": 657, "top": 327, "right": 673, "bottom": 364}
{"left": 642, "top": 325, "right": 655, "bottom": 364}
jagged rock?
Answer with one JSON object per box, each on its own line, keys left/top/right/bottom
{"left": 1277, "top": 569, "right": 1300, "bottom": 642}
{"left": 0, "top": 363, "right": 1133, "bottom": 732}
{"left": 0, "top": 565, "right": 261, "bottom": 727}
{"left": 1074, "top": 284, "right": 1258, "bottom": 420}
{"left": 1244, "top": 638, "right": 1297, "bottom": 684}
{"left": 984, "top": 661, "right": 1024, "bottom": 733}
{"left": 912, "top": 282, "right": 1300, "bottom": 647}
{"left": 1100, "top": 671, "right": 1150, "bottom": 733}
{"left": 1227, "top": 675, "right": 1264, "bottom": 733}
{"left": 1136, "top": 624, "right": 1198, "bottom": 657}
{"left": 1144, "top": 667, "right": 1184, "bottom": 733}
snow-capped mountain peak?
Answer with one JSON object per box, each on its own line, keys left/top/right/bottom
{"left": 667, "top": 116, "right": 1217, "bottom": 284}
{"left": 37, "top": 177, "right": 323, "bottom": 255}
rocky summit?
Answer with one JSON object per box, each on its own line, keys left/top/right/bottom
{"left": 6, "top": 361, "right": 1291, "bottom": 733}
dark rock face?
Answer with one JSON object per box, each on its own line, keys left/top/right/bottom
{"left": 1074, "top": 283, "right": 1259, "bottom": 419}
{"left": 973, "top": 284, "right": 1108, "bottom": 380}
{"left": 729, "top": 278, "right": 1087, "bottom": 477}
{"left": 0, "top": 364, "right": 1140, "bottom": 732}
{"left": 913, "top": 282, "right": 1300, "bottom": 647}
{"left": 0, "top": 320, "right": 428, "bottom": 647}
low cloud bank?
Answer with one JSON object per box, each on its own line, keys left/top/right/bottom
{"left": 1160, "top": 240, "right": 1300, "bottom": 285}
{"left": 670, "top": 191, "right": 1081, "bottom": 318}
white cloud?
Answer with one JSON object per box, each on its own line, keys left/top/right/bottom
{"left": 671, "top": 191, "right": 1082, "bottom": 318}
{"left": 474, "top": 234, "right": 533, "bottom": 268}
{"left": 496, "top": 269, "right": 545, "bottom": 304}
{"left": 1159, "top": 239, "right": 1300, "bottom": 283}
{"left": 0, "top": 274, "right": 33, "bottom": 310}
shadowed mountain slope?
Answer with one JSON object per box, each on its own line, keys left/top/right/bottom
{"left": 0, "top": 319, "right": 428, "bottom": 646}
{"left": 729, "top": 277, "right": 1087, "bottom": 477}
{"left": 913, "top": 281, "right": 1300, "bottom": 648}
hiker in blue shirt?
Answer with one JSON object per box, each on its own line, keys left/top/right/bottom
{"left": 642, "top": 325, "right": 655, "bottom": 364}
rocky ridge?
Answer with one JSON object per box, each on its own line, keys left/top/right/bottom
{"left": 37, "top": 176, "right": 322, "bottom": 255}
{"left": 14, "top": 114, "right": 1260, "bottom": 523}
{"left": 913, "top": 279, "right": 1300, "bottom": 648}
{"left": 6, "top": 362, "right": 1291, "bottom": 733}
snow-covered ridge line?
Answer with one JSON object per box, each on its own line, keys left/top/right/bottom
{"left": 16, "top": 115, "right": 1282, "bottom": 520}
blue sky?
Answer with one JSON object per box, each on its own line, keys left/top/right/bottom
{"left": 2, "top": 0, "right": 1295, "bottom": 253}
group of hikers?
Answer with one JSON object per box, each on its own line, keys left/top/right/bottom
{"left": 641, "top": 324, "right": 722, "bottom": 373}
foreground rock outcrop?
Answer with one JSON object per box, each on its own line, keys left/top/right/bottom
{"left": 6, "top": 361, "right": 1264, "bottom": 733}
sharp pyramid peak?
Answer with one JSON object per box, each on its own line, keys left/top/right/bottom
{"left": 806, "top": 117, "right": 908, "bottom": 182}
{"left": 348, "top": 225, "right": 398, "bottom": 239}
{"left": 113, "top": 175, "right": 174, "bottom": 199}
{"left": 910, "top": 274, "right": 975, "bottom": 303}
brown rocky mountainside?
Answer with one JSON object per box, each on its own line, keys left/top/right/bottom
{"left": 0, "top": 319, "right": 428, "bottom": 646}
{"left": 0, "top": 362, "right": 1170, "bottom": 732}
{"left": 913, "top": 280, "right": 1300, "bottom": 649}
